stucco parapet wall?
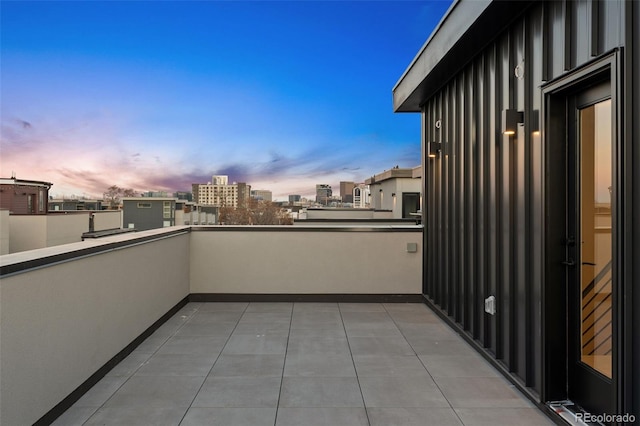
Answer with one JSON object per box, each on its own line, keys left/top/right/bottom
{"left": 0, "top": 226, "right": 190, "bottom": 277}
{"left": 190, "top": 225, "right": 421, "bottom": 232}
{"left": 365, "top": 169, "right": 416, "bottom": 185}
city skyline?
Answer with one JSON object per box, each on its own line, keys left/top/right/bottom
{"left": 0, "top": 1, "right": 452, "bottom": 200}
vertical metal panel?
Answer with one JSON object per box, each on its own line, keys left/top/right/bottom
{"left": 419, "top": 0, "right": 632, "bottom": 404}
{"left": 476, "top": 55, "right": 486, "bottom": 342}
{"left": 487, "top": 43, "right": 498, "bottom": 356}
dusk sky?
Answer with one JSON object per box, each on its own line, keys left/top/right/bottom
{"left": 1, "top": 1, "right": 452, "bottom": 200}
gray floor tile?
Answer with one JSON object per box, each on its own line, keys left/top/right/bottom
{"left": 84, "top": 406, "right": 188, "bottom": 426}
{"left": 359, "top": 376, "right": 449, "bottom": 408}
{"left": 233, "top": 322, "right": 291, "bottom": 335}
{"left": 284, "top": 353, "right": 356, "bottom": 377}
{"left": 279, "top": 377, "right": 364, "bottom": 407}
{"left": 106, "top": 352, "right": 151, "bottom": 376}
{"left": 181, "top": 407, "right": 277, "bottom": 426}
{"left": 135, "top": 354, "right": 216, "bottom": 376}
{"left": 383, "top": 303, "right": 432, "bottom": 313}
{"left": 341, "top": 312, "right": 396, "bottom": 327}
{"left": 239, "top": 312, "right": 292, "bottom": 325}
{"left": 345, "top": 327, "right": 405, "bottom": 338}
{"left": 50, "top": 406, "right": 97, "bottom": 426}
{"left": 189, "top": 311, "right": 244, "bottom": 325}
{"left": 419, "top": 354, "right": 501, "bottom": 378}
{"left": 175, "top": 323, "right": 236, "bottom": 337}
{"left": 409, "top": 337, "right": 475, "bottom": 355}
{"left": 192, "top": 376, "right": 282, "bottom": 408}
{"left": 74, "top": 376, "right": 128, "bottom": 407}
{"left": 435, "top": 377, "right": 535, "bottom": 408}
{"left": 368, "top": 407, "right": 463, "bottom": 426}
{"left": 210, "top": 354, "right": 285, "bottom": 377}
{"left": 289, "top": 327, "right": 346, "bottom": 338}
{"left": 454, "top": 407, "right": 555, "bottom": 425}
{"left": 286, "top": 335, "right": 351, "bottom": 356}
{"left": 156, "top": 335, "right": 228, "bottom": 356}
{"left": 401, "top": 324, "right": 465, "bottom": 341}
{"left": 222, "top": 334, "right": 288, "bottom": 355}
{"left": 245, "top": 302, "right": 293, "bottom": 313}
{"left": 353, "top": 355, "right": 429, "bottom": 377}
{"left": 134, "top": 335, "right": 170, "bottom": 354}
{"left": 339, "top": 303, "right": 386, "bottom": 312}
{"left": 276, "top": 407, "right": 369, "bottom": 426}
{"left": 290, "top": 312, "right": 343, "bottom": 329}
{"left": 292, "top": 302, "right": 340, "bottom": 313}
{"left": 103, "top": 376, "right": 205, "bottom": 408}
{"left": 348, "top": 336, "right": 416, "bottom": 356}
{"left": 196, "top": 302, "right": 248, "bottom": 312}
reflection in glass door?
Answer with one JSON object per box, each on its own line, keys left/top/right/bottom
{"left": 579, "top": 99, "right": 612, "bottom": 379}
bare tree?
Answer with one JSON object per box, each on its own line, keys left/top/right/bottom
{"left": 219, "top": 199, "right": 293, "bottom": 225}
{"left": 103, "top": 186, "right": 138, "bottom": 209}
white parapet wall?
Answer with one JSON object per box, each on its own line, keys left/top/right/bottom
{"left": 0, "top": 228, "right": 190, "bottom": 426}
{"left": 190, "top": 225, "right": 422, "bottom": 295}
{"left": 8, "top": 210, "right": 123, "bottom": 253}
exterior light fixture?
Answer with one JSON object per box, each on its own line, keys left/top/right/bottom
{"left": 391, "top": 193, "right": 396, "bottom": 197}
{"left": 428, "top": 142, "right": 442, "bottom": 158}
{"left": 531, "top": 110, "right": 540, "bottom": 136}
{"left": 502, "top": 109, "right": 524, "bottom": 135}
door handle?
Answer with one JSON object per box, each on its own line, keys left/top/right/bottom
{"left": 562, "top": 259, "right": 576, "bottom": 266}
{"left": 582, "top": 262, "right": 596, "bottom": 266}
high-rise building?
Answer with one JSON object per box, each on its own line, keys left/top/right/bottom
{"left": 192, "top": 176, "right": 251, "bottom": 208}
{"left": 251, "top": 190, "right": 272, "bottom": 202}
{"left": 340, "top": 181, "right": 355, "bottom": 203}
{"left": 315, "top": 184, "right": 332, "bottom": 205}
{"left": 288, "top": 195, "right": 301, "bottom": 204}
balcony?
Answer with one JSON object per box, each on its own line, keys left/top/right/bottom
{"left": 0, "top": 226, "right": 551, "bottom": 425}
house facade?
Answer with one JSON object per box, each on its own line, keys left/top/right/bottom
{"left": 394, "top": 0, "right": 639, "bottom": 422}
{"left": 0, "top": 177, "right": 52, "bottom": 215}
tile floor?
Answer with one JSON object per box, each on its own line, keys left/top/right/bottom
{"left": 53, "top": 302, "right": 554, "bottom": 425}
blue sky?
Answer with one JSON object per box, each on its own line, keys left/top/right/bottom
{"left": 1, "top": 0, "right": 452, "bottom": 200}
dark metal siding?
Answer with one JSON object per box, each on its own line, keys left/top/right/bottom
{"left": 422, "top": 0, "right": 633, "bottom": 399}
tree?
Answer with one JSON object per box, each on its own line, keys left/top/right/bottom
{"left": 219, "top": 200, "right": 293, "bottom": 225}
{"left": 103, "top": 185, "right": 137, "bottom": 209}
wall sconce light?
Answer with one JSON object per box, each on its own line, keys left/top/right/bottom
{"left": 502, "top": 109, "right": 524, "bottom": 135}
{"left": 391, "top": 193, "right": 396, "bottom": 197}
{"left": 428, "top": 142, "right": 442, "bottom": 158}
{"left": 531, "top": 110, "right": 540, "bottom": 136}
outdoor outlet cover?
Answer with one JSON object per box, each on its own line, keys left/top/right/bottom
{"left": 485, "top": 295, "right": 496, "bottom": 315}
{"left": 406, "top": 243, "right": 418, "bottom": 253}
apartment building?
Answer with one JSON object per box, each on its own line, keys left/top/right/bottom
{"left": 192, "top": 176, "right": 251, "bottom": 208}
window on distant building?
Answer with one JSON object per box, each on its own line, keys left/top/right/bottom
{"left": 163, "top": 201, "right": 172, "bottom": 219}
{"left": 137, "top": 203, "right": 152, "bottom": 208}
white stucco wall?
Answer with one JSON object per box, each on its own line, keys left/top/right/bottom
{"left": 190, "top": 226, "right": 422, "bottom": 294}
{"left": 0, "top": 229, "right": 190, "bottom": 426}
{"left": 0, "top": 210, "right": 9, "bottom": 255}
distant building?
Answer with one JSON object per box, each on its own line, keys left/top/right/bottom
{"left": 174, "top": 191, "right": 193, "bottom": 201}
{"left": 122, "top": 197, "right": 176, "bottom": 231}
{"left": 315, "top": 184, "right": 332, "bottom": 206}
{"left": 49, "top": 199, "right": 104, "bottom": 211}
{"left": 352, "top": 184, "right": 370, "bottom": 208}
{"left": 340, "top": 181, "right": 355, "bottom": 204}
{"left": 365, "top": 166, "right": 421, "bottom": 219}
{"left": 251, "top": 189, "right": 272, "bottom": 202}
{"left": 0, "top": 177, "right": 52, "bottom": 215}
{"left": 192, "top": 176, "right": 251, "bottom": 208}
{"left": 288, "top": 195, "right": 301, "bottom": 204}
